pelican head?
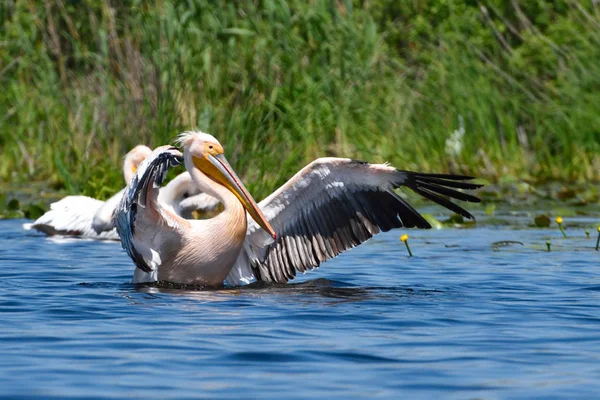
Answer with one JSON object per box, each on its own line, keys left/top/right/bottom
{"left": 177, "top": 131, "right": 276, "bottom": 239}
{"left": 123, "top": 145, "right": 152, "bottom": 184}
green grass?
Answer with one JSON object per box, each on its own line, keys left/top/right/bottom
{"left": 1, "top": 0, "right": 600, "bottom": 204}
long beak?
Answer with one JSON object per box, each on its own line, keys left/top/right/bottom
{"left": 207, "top": 154, "right": 276, "bottom": 239}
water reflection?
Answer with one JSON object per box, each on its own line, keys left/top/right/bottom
{"left": 128, "top": 277, "right": 445, "bottom": 306}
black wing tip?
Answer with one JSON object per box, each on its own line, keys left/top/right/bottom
{"left": 420, "top": 221, "right": 433, "bottom": 229}
{"left": 408, "top": 171, "right": 479, "bottom": 181}
{"left": 166, "top": 146, "right": 184, "bottom": 161}
{"left": 413, "top": 186, "right": 478, "bottom": 220}
{"left": 403, "top": 171, "right": 483, "bottom": 196}
{"left": 399, "top": 170, "right": 482, "bottom": 219}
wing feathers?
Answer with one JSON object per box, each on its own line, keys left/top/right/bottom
{"left": 416, "top": 181, "right": 481, "bottom": 203}
{"left": 386, "top": 190, "right": 430, "bottom": 228}
{"left": 412, "top": 175, "right": 483, "bottom": 190}
{"left": 411, "top": 186, "right": 475, "bottom": 219}
{"left": 115, "top": 146, "right": 184, "bottom": 274}
{"left": 406, "top": 172, "right": 475, "bottom": 180}
{"left": 238, "top": 158, "right": 482, "bottom": 284}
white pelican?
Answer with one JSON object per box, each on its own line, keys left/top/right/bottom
{"left": 157, "top": 172, "right": 220, "bottom": 219}
{"left": 30, "top": 145, "right": 153, "bottom": 239}
{"left": 116, "top": 131, "right": 482, "bottom": 287}
{"left": 30, "top": 145, "right": 219, "bottom": 240}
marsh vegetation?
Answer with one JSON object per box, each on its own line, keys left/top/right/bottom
{"left": 2, "top": 1, "right": 599, "bottom": 213}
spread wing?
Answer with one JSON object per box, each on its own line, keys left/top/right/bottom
{"left": 115, "top": 146, "right": 189, "bottom": 278}
{"left": 227, "top": 158, "right": 482, "bottom": 285}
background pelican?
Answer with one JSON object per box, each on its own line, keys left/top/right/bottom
{"left": 116, "top": 131, "right": 482, "bottom": 287}
{"left": 30, "top": 145, "right": 219, "bottom": 240}
{"left": 29, "top": 145, "right": 153, "bottom": 239}
{"left": 157, "top": 172, "right": 220, "bottom": 219}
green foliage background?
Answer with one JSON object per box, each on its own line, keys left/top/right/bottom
{"left": 1, "top": 0, "right": 600, "bottom": 200}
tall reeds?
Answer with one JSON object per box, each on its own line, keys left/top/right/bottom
{"left": 1, "top": 1, "right": 599, "bottom": 200}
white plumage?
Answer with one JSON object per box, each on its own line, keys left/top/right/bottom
{"left": 28, "top": 195, "right": 119, "bottom": 240}
{"left": 30, "top": 145, "right": 153, "bottom": 240}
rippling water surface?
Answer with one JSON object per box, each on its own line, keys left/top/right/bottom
{"left": 2, "top": 210, "right": 600, "bottom": 398}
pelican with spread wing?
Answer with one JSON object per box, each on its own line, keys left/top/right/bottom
{"left": 30, "top": 145, "right": 219, "bottom": 240}
{"left": 116, "top": 131, "right": 482, "bottom": 287}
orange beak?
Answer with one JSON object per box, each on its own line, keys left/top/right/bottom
{"left": 193, "top": 154, "right": 276, "bottom": 239}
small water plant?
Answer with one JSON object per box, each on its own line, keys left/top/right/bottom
{"left": 400, "top": 234, "right": 413, "bottom": 257}
{"left": 534, "top": 214, "right": 551, "bottom": 228}
{"left": 555, "top": 217, "right": 567, "bottom": 238}
{"left": 586, "top": 230, "right": 590, "bottom": 239}
{"left": 596, "top": 227, "right": 600, "bottom": 251}
{"left": 546, "top": 241, "right": 551, "bottom": 252}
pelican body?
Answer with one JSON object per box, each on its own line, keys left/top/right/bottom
{"left": 116, "top": 131, "right": 483, "bottom": 287}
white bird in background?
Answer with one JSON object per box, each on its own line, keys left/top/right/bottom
{"left": 29, "top": 145, "right": 219, "bottom": 240}
{"left": 29, "top": 145, "right": 152, "bottom": 240}
{"left": 116, "top": 131, "right": 482, "bottom": 287}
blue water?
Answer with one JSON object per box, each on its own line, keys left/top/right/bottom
{"left": 1, "top": 211, "right": 600, "bottom": 399}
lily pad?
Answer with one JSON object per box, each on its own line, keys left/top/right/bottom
{"left": 534, "top": 214, "right": 550, "bottom": 227}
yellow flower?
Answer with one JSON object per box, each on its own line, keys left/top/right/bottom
{"left": 400, "top": 234, "right": 409, "bottom": 242}
{"left": 555, "top": 216, "right": 563, "bottom": 224}
{"left": 597, "top": 226, "right": 600, "bottom": 232}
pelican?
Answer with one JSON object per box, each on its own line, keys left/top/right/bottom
{"left": 30, "top": 145, "right": 219, "bottom": 240}
{"left": 116, "top": 131, "right": 482, "bottom": 287}
{"left": 29, "top": 145, "right": 153, "bottom": 239}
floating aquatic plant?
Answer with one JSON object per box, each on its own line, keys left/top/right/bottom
{"left": 491, "top": 241, "right": 524, "bottom": 251}
{"left": 534, "top": 214, "right": 550, "bottom": 228}
{"left": 400, "top": 234, "right": 413, "bottom": 257}
{"left": 555, "top": 217, "right": 567, "bottom": 238}
{"left": 546, "top": 241, "right": 551, "bottom": 252}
